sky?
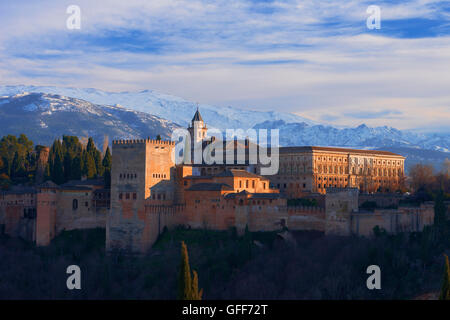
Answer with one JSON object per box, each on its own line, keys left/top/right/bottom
{"left": 0, "top": 0, "right": 449, "bottom": 132}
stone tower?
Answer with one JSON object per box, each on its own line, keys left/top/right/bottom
{"left": 188, "top": 108, "right": 208, "bottom": 145}
{"left": 106, "top": 138, "right": 175, "bottom": 253}
{"left": 324, "top": 187, "right": 359, "bottom": 236}
{"left": 187, "top": 108, "right": 207, "bottom": 164}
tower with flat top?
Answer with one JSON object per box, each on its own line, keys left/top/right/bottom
{"left": 106, "top": 138, "right": 175, "bottom": 253}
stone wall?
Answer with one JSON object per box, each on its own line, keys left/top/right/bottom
{"left": 352, "top": 203, "right": 435, "bottom": 236}
{"left": 287, "top": 206, "right": 326, "bottom": 232}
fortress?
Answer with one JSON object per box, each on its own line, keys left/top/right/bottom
{"left": 0, "top": 110, "right": 438, "bottom": 253}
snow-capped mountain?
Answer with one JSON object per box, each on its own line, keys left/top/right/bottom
{"left": 0, "top": 85, "right": 316, "bottom": 130}
{"left": 0, "top": 92, "right": 180, "bottom": 146}
{"left": 0, "top": 85, "right": 448, "bottom": 170}
{"left": 254, "top": 121, "right": 449, "bottom": 152}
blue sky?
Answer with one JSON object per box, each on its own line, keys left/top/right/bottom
{"left": 0, "top": 0, "right": 449, "bottom": 132}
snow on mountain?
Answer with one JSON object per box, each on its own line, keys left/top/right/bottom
{"left": 0, "top": 85, "right": 448, "bottom": 170}
{"left": 0, "top": 85, "right": 316, "bottom": 130}
{"left": 0, "top": 92, "right": 180, "bottom": 146}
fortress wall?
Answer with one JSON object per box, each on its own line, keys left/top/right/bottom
{"left": 36, "top": 190, "right": 58, "bottom": 246}
{"left": 359, "top": 193, "right": 403, "bottom": 208}
{"left": 0, "top": 193, "right": 36, "bottom": 240}
{"left": 56, "top": 190, "right": 107, "bottom": 233}
{"left": 235, "top": 204, "right": 287, "bottom": 235}
{"left": 351, "top": 204, "right": 435, "bottom": 237}
{"left": 287, "top": 206, "right": 326, "bottom": 231}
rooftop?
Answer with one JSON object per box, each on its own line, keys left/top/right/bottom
{"left": 224, "top": 191, "right": 283, "bottom": 199}
{"left": 279, "top": 146, "right": 404, "bottom": 157}
{"left": 186, "top": 183, "right": 233, "bottom": 192}
{"left": 216, "top": 169, "right": 267, "bottom": 179}
{"left": 192, "top": 108, "right": 203, "bottom": 122}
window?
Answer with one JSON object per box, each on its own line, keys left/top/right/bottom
{"left": 126, "top": 193, "right": 130, "bottom": 199}
{"left": 72, "top": 199, "right": 78, "bottom": 210}
{"left": 85, "top": 202, "right": 88, "bottom": 207}
{"left": 119, "top": 193, "right": 123, "bottom": 200}
{"left": 133, "top": 193, "right": 137, "bottom": 200}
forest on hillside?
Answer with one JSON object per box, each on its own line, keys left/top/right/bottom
{"left": 0, "top": 134, "right": 111, "bottom": 189}
{"left": 0, "top": 210, "right": 448, "bottom": 299}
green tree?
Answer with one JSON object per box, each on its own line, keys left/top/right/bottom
{"left": 86, "top": 137, "right": 96, "bottom": 154}
{"left": 178, "top": 241, "right": 202, "bottom": 300}
{"left": 191, "top": 270, "right": 203, "bottom": 300}
{"left": 71, "top": 155, "right": 82, "bottom": 180}
{"left": 102, "top": 147, "right": 112, "bottom": 187}
{"left": 156, "top": 134, "right": 162, "bottom": 141}
{"left": 11, "top": 151, "right": 25, "bottom": 179}
{"left": 52, "top": 149, "right": 65, "bottom": 184}
{"left": 439, "top": 254, "right": 450, "bottom": 300}
{"left": 83, "top": 151, "right": 97, "bottom": 179}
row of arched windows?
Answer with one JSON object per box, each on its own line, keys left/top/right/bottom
{"left": 120, "top": 173, "right": 137, "bottom": 179}
{"left": 119, "top": 193, "right": 137, "bottom": 200}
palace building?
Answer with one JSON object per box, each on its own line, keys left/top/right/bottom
{"left": 1, "top": 109, "right": 435, "bottom": 254}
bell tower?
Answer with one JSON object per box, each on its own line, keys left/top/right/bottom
{"left": 188, "top": 107, "right": 207, "bottom": 145}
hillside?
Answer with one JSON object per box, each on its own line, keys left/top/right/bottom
{"left": 0, "top": 92, "right": 180, "bottom": 146}
{"left": 0, "top": 226, "right": 447, "bottom": 299}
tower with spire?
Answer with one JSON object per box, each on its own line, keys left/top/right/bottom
{"left": 188, "top": 105, "right": 208, "bottom": 145}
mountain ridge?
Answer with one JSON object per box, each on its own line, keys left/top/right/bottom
{"left": 0, "top": 85, "right": 448, "bottom": 171}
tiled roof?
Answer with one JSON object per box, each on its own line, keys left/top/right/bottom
{"left": 38, "top": 181, "right": 59, "bottom": 189}
{"left": 1, "top": 185, "right": 36, "bottom": 195}
{"left": 224, "top": 191, "right": 283, "bottom": 199}
{"left": 279, "top": 146, "right": 403, "bottom": 157}
{"left": 216, "top": 169, "right": 266, "bottom": 179}
{"left": 192, "top": 109, "right": 203, "bottom": 122}
{"left": 63, "top": 178, "right": 104, "bottom": 186}
{"left": 186, "top": 183, "right": 233, "bottom": 191}
{"left": 60, "top": 186, "right": 92, "bottom": 191}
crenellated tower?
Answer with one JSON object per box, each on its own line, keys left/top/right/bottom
{"left": 106, "top": 138, "right": 175, "bottom": 253}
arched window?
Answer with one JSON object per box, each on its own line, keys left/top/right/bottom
{"left": 72, "top": 199, "right": 78, "bottom": 210}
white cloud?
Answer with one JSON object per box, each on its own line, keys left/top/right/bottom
{"left": 0, "top": 0, "right": 449, "bottom": 131}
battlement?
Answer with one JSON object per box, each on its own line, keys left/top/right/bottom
{"left": 112, "top": 138, "right": 175, "bottom": 146}
{"left": 287, "top": 206, "right": 325, "bottom": 215}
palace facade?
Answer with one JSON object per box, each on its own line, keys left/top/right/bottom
{"left": 1, "top": 110, "right": 437, "bottom": 254}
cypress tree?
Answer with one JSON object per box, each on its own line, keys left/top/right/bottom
{"left": 179, "top": 241, "right": 192, "bottom": 300}
{"left": 178, "top": 241, "right": 202, "bottom": 300}
{"left": 440, "top": 254, "right": 450, "bottom": 300}
{"left": 85, "top": 152, "right": 97, "bottom": 179}
{"left": 191, "top": 270, "right": 203, "bottom": 300}
{"left": 94, "top": 150, "right": 104, "bottom": 177}
{"left": 52, "top": 150, "right": 65, "bottom": 184}
{"left": 86, "top": 137, "right": 96, "bottom": 154}
{"left": 102, "top": 147, "right": 112, "bottom": 169}
{"left": 102, "top": 147, "right": 112, "bottom": 187}
{"left": 63, "top": 153, "right": 73, "bottom": 181}
{"left": 71, "top": 155, "right": 82, "bottom": 180}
